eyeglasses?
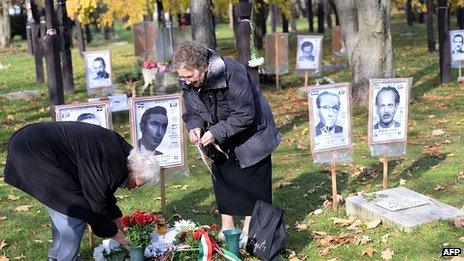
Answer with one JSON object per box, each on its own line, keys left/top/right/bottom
{"left": 178, "top": 74, "right": 195, "bottom": 82}
{"left": 319, "top": 105, "right": 340, "bottom": 112}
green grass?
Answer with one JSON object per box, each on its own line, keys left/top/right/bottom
{"left": 1, "top": 12, "right": 464, "bottom": 260}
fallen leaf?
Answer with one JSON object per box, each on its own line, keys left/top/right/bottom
{"left": 33, "top": 240, "right": 43, "bottom": 243}
{"left": 14, "top": 205, "right": 32, "bottom": 212}
{"left": 284, "top": 249, "right": 296, "bottom": 258}
{"left": 180, "top": 185, "right": 189, "bottom": 190}
{"left": 399, "top": 178, "right": 407, "bottom": 186}
{"left": 381, "top": 248, "right": 394, "bottom": 260}
{"left": 0, "top": 255, "right": 9, "bottom": 261}
{"left": 434, "top": 184, "right": 444, "bottom": 191}
{"left": 459, "top": 236, "right": 464, "bottom": 243}
{"left": 312, "top": 231, "right": 327, "bottom": 238}
{"left": 276, "top": 180, "right": 293, "bottom": 189}
{"left": 210, "top": 206, "right": 219, "bottom": 215}
{"left": 323, "top": 200, "right": 332, "bottom": 208}
{"left": 318, "top": 247, "right": 332, "bottom": 256}
{"left": 332, "top": 217, "right": 354, "bottom": 227}
{"left": 458, "top": 171, "right": 464, "bottom": 180}
{"left": 432, "top": 129, "right": 445, "bottom": 136}
{"left": 294, "top": 221, "right": 309, "bottom": 231}
{"left": 0, "top": 240, "right": 6, "bottom": 249}
{"left": 0, "top": 216, "right": 6, "bottom": 221}
{"left": 7, "top": 195, "right": 20, "bottom": 201}
{"left": 360, "top": 235, "right": 372, "bottom": 245}
{"left": 366, "top": 219, "right": 382, "bottom": 229}
{"left": 327, "top": 259, "right": 340, "bottom": 261}
{"left": 453, "top": 216, "right": 464, "bottom": 228}
{"left": 381, "top": 233, "right": 391, "bottom": 244}
{"left": 362, "top": 247, "right": 377, "bottom": 257}
{"left": 311, "top": 209, "right": 323, "bottom": 215}
{"left": 347, "top": 219, "right": 363, "bottom": 231}
{"left": 13, "top": 255, "right": 26, "bottom": 260}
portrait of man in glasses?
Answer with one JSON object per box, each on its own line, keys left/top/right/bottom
{"left": 315, "top": 91, "right": 343, "bottom": 136}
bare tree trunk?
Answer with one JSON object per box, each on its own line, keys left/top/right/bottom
{"left": 334, "top": 0, "right": 395, "bottom": 106}
{"left": 438, "top": 0, "right": 450, "bottom": 84}
{"left": 282, "top": 13, "right": 289, "bottom": 32}
{"left": 457, "top": 7, "right": 464, "bottom": 29}
{"left": 426, "top": 0, "right": 435, "bottom": 52}
{"left": 84, "top": 25, "right": 92, "bottom": 43}
{"left": 306, "top": 0, "right": 314, "bottom": 32}
{"left": 290, "top": 1, "right": 298, "bottom": 32}
{"left": 0, "top": 0, "right": 11, "bottom": 48}
{"left": 406, "top": 0, "right": 414, "bottom": 26}
{"left": 75, "top": 19, "right": 85, "bottom": 57}
{"left": 324, "top": 0, "right": 332, "bottom": 29}
{"left": 57, "top": 0, "right": 74, "bottom": 94}
{"left": 255, "top": 0, "right": 267, "bottom": 49}
{"left": 190, "top": 0, "right": 216, "bottom": 49}
{"left": 317, "top": 0, "right": 324, "bottom": 33}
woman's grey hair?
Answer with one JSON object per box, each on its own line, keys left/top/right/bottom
{"left": 127, "top": 149, "right": 160, "bottom": 186}
{"left": 173, "top": 41, "right": 209, "bottom": 71}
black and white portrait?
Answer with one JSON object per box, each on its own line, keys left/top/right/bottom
{"left": 309, "top": 83, "right": 352, "bottom": 153}
{"left": 54, "top": 101, "right": 111, "bottom": 129}
{"left": 369, "top": 78, "right": 411, "bottom": 144}
{"left": 296, "top": 35, "right": 323, "bottom": 71}
{"left": 450, "top": 30, "right": 464, "bottom": 65}
{"left": 84, "top": 50, "right": 113, "bottom": 90}
{"left": 130, "top": 95, "right": 184, "bottom": 168}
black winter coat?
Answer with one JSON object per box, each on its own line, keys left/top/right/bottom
{"left": 4, "top": 122, "right": 132, "bottom": 237}
{"left": 181, "top": 50, "right": 281, "bottom": 168}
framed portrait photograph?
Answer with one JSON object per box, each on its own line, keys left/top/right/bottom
{"left": 450, "top": 30, "right": 464, "bottom": 66}
{"left": 296, "top": 35, "right": 323, "bottom": 71}
{"left": 84, "top": 50, "right": 113, "bottom": 90}
{"left": 54, "top": 101, "right": 112, "bottom": 129}
{"left": 308, "top": 83, "right": 352, "bottom": 153}
{"left": 130, "top": 94, "right": 185, "bottom": 168}
{"left": 368, "top": 78, "right": 411, "bottom": 145}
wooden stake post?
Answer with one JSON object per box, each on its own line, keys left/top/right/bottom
{"left": 330, "top": 151, "right": 338, "bottom": 210}
{"left": 275, "top": 34, "right": 280, "bottom": 89}
{"left": 382, "top": 156, "right": 389, "bottom": 190}
{"left": 304, "top": 70, "right": 309, "bottom": 87}
{"left": 160, "top": 169, "right": 167, "bottom": 217}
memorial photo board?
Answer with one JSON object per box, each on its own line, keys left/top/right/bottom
{"left": 84, "top": 50, "right": 113, "bottom": 90}
{"left": 308, "top": 83, "right": 353, "bottom": 153}
{"left": 54, "top": 101, "right": 112, "bottom": 129}
{"left": 368, "top": 78, "right": 411, "bottom": 145}
{"left": 130, "top": 94, "right": 185, "bottom": 168}
{"left": 296, "top": 35, "right": 323, "bottom": 71}
{"left": 450, "top": 29, "right": 464, "bottom": 67}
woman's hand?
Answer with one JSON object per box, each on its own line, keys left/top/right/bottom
{"left": 189, "top": 127, "right": 202, "bottom": 145}
{"left": 111, "top": 229, "right": 129, "bottom": 250}
{"left": 113, "top": 217, "right": 124, "bottom": 233}
{"left": 200, "top": 131, "right": 215, "bottom": 146}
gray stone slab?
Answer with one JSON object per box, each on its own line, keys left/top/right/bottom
{"left": 346, "top": 187, "right": 464, "bottom": 232}
{"left": 1, "top": 90, "right": 41, "bottom": 100}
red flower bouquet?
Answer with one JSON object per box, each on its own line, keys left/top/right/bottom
{"left": 120, "top": 211, "right": 159, "bottom": 247}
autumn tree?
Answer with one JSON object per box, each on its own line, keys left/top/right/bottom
{"left": 334, "top": 0, "right": 395, "bottom": 105}
{"left": 190, "top": 0, "right": 215, "bottom": 49}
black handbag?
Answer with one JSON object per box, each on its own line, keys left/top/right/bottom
{"left": 246, "top": 200, "right": 287, "bottom": 260}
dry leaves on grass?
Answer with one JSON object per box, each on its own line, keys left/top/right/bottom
{"left": 7, "top": 195, "right": 20, "bottom": 201}
{"left": 361, "top": 247, "right": 377, "bottom": 257}
{"left": 453, "top": 216, "right": 464, "bottom": 228}
{"left": 0, "top": 216, "right": 6, "bottom": 221}
{"left": 381, "top": 233, "right": 391, "bottom": 244}
{"left": 276, "top": 181, "right": 293, "bottom": 189}
{"left": 332, "top": 217, "right": 355, "bottom": 227}
{"left": 366, "top": 219, "right": 382, "bottom": 229}
{"left": 381, "top": 248, "right": 395, "bottom": 260}
{"left": 14, "top": 205, "right": 32, "bottom": 212}
{"left": 459, "top": 236, "right": 464, "bottom": 243}
{"left": 310, "top": 209, "right": 323, "bottom": 216}
{"left": 0, "top": 255, "right": 9, "bottom": 261}
{"left": 347, "top": 219, "right": 363, "bottom": 231}
{"left": 210, "top": 206, "right": 219, "bottom": 215}
{"left": 294, "top": 221, "right": 310, "bottom": 231}
{"left": 0, "top": 240, "right": 6, "bottom": 249}
{"left": 399, "top": 178, "right": 407, "bottom": 186}
{"left": 434, "top": 184, "right": 444, "bottom": 191}
{"left": 318, "top": 247, "right": 333, "bottom": 256}
{"left": 13, "top": 255, "right": 26, "bottom": 260}
{"left": 458, "top": 171, "right": 464, "bottom": 180}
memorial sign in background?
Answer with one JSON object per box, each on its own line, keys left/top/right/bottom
{"left": 133, "top": 22, "right": 156, "bottom": 58}
{"left": 264, "top": 33, "right": 289, "bottom": 74}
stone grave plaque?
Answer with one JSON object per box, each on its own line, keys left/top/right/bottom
{"left": 346, "top": 187, "right": 464, "bottom": 231}
{"left": 133, "top": 22, "right": 156, "bottom": 57}
{"left": 264, "top": 33, "right": 289, "bottom": 74}
{"left": 374, "top": 195, "right": 429, "bottom": 212}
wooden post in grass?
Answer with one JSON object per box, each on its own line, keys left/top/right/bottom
{"left": 438, "top": 0, "right": 451, "bottom": 84}
{"left": 331, "top": 151, "right": 338, "bottom": 210}
{"left": 160, "top": 169, "right": 167, "bottom": 217}
{"left": 382, "top": 156, "right": 388, "bottom": 190}
{"left": 304, "top": 70, "right": 309, "bottom": 87}
{"left": 275, "top": 34, "right": 280, "bottom": 89}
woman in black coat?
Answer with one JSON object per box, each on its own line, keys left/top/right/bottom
{"left": 173, "top": 41, "right": 281, "bottom": 246}
{"left": 4, "top": 122, "right": 160, "bottom": 260}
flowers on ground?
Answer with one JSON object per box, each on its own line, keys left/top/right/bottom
{"left": 121, "top": 210, "right": 159, "bottom": 247}
{"left": 141, "top": 60, "right": 170, "bottom": 73}
{"left": 174, "top": 220, "right": 222, "bottom": 248}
